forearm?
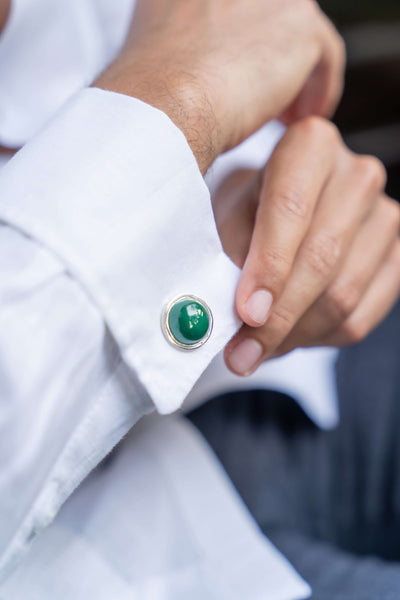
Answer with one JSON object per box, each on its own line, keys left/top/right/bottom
{"left": 93, "top": 0, "right": 345, "bottom": 176}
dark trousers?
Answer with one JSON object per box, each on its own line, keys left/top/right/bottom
{"left": 190, "top": 301, "right": 400, "bottom": 599}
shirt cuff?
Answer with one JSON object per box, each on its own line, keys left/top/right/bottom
{"left": 0, "top": 87, "right": 241, "bottom": 413}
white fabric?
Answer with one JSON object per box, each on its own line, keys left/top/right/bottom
{"left": 0, "top": 0, "right": 135, "bottom": 146}
{"left": 0, "top": 0, "right": 339, "bottom": 597}
{"left": 1, "top": 416, "right": 311, "bottom": 600}
{"left": 0, "top": 85, "right": 241, "bottom": 581}
{"left": 187, "top": 347, "right": 339, "bottom": 429}
{"left": 0, "top": 87, "right": 241, "bottom": 414}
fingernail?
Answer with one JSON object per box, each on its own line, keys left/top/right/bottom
{"left": 246, "top": 290, "right": 273, "bottom": 325}
{"left": 227, "top": 338, "right": 263, "bottom": 376}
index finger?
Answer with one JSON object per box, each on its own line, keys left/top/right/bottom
{"left": 236, "top": 117, "right": 340, "bottom": 327}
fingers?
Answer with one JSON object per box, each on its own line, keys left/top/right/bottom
{"left": 236, "top": 117, "right": 338, "bottom": 328}
{"left": 227, "top": 144, "right": 392, "bottom": 375}
{"left": 254, "top": 155, "right": 386, "bottom": 347}
{"left": 274, "top": 196, "right": 400, "bottom": 355}
{"left": 226, "top": 235, "right": 400, "bottom": 376}
{"left": 299, "top": 10, "right": 346, "bottom": 119}
{"left": 323, "top": 239, "right": 400, "bottom": 347}
{"left": 280, "top": 6, "right": 346, "bottom": 123}
{"left": 212, "top": 169, "right": 260, "bottom": 268}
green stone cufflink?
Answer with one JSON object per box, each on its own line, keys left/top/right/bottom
{"left": 162, "top": 295, "right": 213, "bottom": 350}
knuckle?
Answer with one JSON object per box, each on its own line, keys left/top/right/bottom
{"left": 298, "top": 116, "right": 340, "bottom": 146}
{"left": 299, "top": 0, "right": 328, "bottom": 23}
{"left": 258, "top": 247, "right": 292, "bottom": 292}
{"left": 339, "top": 318, "right": 368, "bottom": 346}
{"left": 394, "top": 240, "right": 400, "bottom": 261}
{"left": 389, "top": 240, "right": 400, "bottom": 268}
{"left": 302, "top": 232, "right": 341, "bottom": 278}
{"left": 385, "top": 198, "right": 400, "bottom": 232}
{"left": 297, "top": 0, "right": 319, "bottom": 14}
{"left": 324, "top": 281, "right": 360, "bottom": 322}
{"left": 273, "top": 183, "right": 310, "bottom": 220}
{"left": 336, "top": 35, "right": 347, "bottom": 66}
{"left": 269, "top": 304, "right": 295, "bottom": 336}
{"left": 354, "top": 155, "right": 387, "bottom": 191}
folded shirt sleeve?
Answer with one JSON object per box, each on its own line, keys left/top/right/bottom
{"left": 0, "top": 87, "right": 241, "bottom": 414}
{"left": 0, "top": 87, "right": 241, "bottom": 579}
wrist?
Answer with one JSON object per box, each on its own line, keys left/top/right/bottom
{"left": 94, "top": 60, "right": 223, "bottom": 174}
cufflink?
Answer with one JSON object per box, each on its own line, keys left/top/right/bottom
{"left": 161, "top": 294, "right": 213, "bottom": 350}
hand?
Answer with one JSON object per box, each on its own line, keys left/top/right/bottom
{"left": 95, "top": 0, "right": 345, "bottom": 173}
{"left": 213, "top": 117, "right": 400, "bottom": 375}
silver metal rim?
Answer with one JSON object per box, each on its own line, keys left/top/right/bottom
{"left": 161, "top": 294, "right": 214, "bottom": 350}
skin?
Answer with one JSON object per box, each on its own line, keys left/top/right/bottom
{"left": 0, "top": 0, "right": 9, "bottom": 34}
{"left": 94, "top": 1, "right": 400, "bottom": 374}
{"left": 216, "top": 118, "right": 400, "bottom": 374}
{"left": 2, "top": 0, "right": 395, "bottom": 373}
{"left": 96, "top": 0, "right": 346, "bottom": 173}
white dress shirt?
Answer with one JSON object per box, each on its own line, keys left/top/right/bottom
{"left": 0, "top": 0, "right": 338, "bottom": 597}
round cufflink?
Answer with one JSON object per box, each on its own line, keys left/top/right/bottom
{"left": 161, "top": 294, "right": 213, "bottom": 350}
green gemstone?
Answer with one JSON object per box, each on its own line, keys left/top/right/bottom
{"left": 168, "top": 299, "right": 210, "bottom": 345}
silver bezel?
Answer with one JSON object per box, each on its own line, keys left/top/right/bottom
{"left": 161, "top": 294, "right": 214, "bottom": 350}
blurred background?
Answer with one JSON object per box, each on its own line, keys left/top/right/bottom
{"left": 319, "top": 0, "right": 400, "bottom": 199}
